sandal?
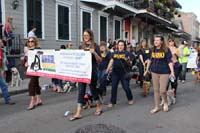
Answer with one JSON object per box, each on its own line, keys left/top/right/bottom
{"left": 150, "top": 108, "right": 160, "bottom": 114}
{"left": 35, "top": 102, "right": 43, "bottom": 106}
{"left": 94, "top": 110, "right": 103, "bottom": 116}
{"left": 163, "top": 105, "right": 169, "bottom": 112}
{"left": 27, "top": 105, "right": 35, "bottom": 110}
{"left": 69, "top": 115, "right": 82, "bottom": 121}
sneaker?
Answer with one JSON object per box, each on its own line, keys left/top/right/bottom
{"left": 182, "top": 80, "right": 185, "bottom": 83}
{"left": 128, "top": 100, "right": 134, "bottom": 105}
{"left": 107, "top": 103, "right": 116, "bottom": 108}
{"left": 5, "top": 100, "right": 15, "bottom": 105}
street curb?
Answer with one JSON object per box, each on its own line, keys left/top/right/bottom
{"left": 0, "top": 89, "right": 28, "bottom": 98}
{"left": 9, "top": 89, "right": 28, "bottom": 96}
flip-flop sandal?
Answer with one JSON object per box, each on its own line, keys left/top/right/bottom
{"left": 35, "top": 102, "right": 43, "bottom": 106}
{"left": 69, "top": 116, "right": 82, "bottom": 121}
{"left": 163, "top": 106, "right": 169, "bottom": 112}
{"left": 150, "top": 109, "right": 160, "bottom": 114}
{"left": 27, "top": 105, "right": 35, "bottom": 110}
{"left": 94, "top": 110, "right": 103, "bottom": 116}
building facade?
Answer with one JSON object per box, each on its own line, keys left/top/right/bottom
{"left": 0, "top": 0, "right": 183, "bottom": 54}
{"left": 177, "top": 12, "right": 200, "bottom": 42}
{"left": 1, "top": 0, "right": 133, "bottom": 51}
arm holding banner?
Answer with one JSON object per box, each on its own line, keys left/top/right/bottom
{"left": 90, "top": 49, "right": 102, "bottom": 63}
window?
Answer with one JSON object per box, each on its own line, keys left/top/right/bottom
{"left": 82, "top": 11, "right": 91, "bottom": 32}
{"left": 57, "top": 5, "right": 70, "bottom": 40}
{"left": 80, "top": 6, "right": 93, "bottom": 41}
{"left": 100, "top": 16, "right": 107, "bottom": 42}
{"left": 114, "top": 20, "right": 121, "bottom": 40}
{"left": 27, "top": 0, "right": 42, "bottom": 38}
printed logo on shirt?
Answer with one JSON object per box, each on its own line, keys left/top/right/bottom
{"left": 101, "top": 53, "right": 106, "bottom": 58}
{"left": 152, "top": 52, "right": 165, "bottom": 58}
{"left": 113, "top": 54, "right": 125, "bottom": 59}
{"left": 145, "top": 50, "right": 149, "bottom": 54}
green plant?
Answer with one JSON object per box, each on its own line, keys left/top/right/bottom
{"left": 155, "top": 2, "right": 163, "bottom": 9}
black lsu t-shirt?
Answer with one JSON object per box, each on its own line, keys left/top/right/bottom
{"left": 112, "top": 51, "right": 131, "bottom": 74}
{"left": 150, "top": 48, "right": 172, "bottom": 74}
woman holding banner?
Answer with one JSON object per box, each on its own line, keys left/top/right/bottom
{"left": 69, "top": 29, "right": 102, "bottom": 121}
{"left": 25, "top": 37, "right": 42, "bottom": 110}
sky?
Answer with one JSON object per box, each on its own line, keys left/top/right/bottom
{"left": 177, "top": 0, "right": 200, "bottom": 22}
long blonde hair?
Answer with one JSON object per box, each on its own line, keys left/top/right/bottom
{"left": 139, "top": 39, "right": 149, "bottom": 50}
{"left": 6, "top": 16, "right": 12, "bottom": 22}
{"left": 27, "top": 37, "right": 40, "bottom": 48}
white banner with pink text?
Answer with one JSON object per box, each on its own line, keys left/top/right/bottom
{"left": 26, "top": 49, "right": 92, "bottom": 84}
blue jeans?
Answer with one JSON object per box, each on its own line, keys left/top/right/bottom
{"left": 110, "top": 71, "right": 133, "bottom": 104}
{"left": 0, "top": 76, "right": 10, "bottom": 103}
{"left": 179, "top": 63, "right": 187, "bottom": 80}
{"left": 77, "top": 72, "right": 100, "bottom": 106}
{"left": 98, "top": 69, "right": 108, "bottom": 93}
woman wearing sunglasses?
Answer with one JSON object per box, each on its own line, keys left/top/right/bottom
{"left": 25, "top": 37, "right": 42, "bottom": 110}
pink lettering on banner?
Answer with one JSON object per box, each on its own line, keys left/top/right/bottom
{"left": 26, "top": 71, "right": 91, "bottom": 84}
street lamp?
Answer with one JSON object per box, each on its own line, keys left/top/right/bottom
{"left": 11, "top": 0, "right": 19, "bottom": 10}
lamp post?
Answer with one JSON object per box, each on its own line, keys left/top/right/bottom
{"left": 12, "top": 0, "right": 19, "bottom": 10}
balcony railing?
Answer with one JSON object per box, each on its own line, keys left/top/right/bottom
{"left": 107, "top": 0, "right": 173, "bottom": 21}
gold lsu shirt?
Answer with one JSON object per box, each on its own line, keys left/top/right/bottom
{"left": 151, "top": 52, "right": 165, "bottom": 59}
{"left": 113, "top": 53, "right": 126, "bottom": 59}
{"left": 101, "top": 53, "right": 106, "bottom": 58}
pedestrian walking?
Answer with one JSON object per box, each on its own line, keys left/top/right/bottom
{"left": 106, "top": 40, "right": 134, "bottom": 107}
{"left": 144, "top": 35, "right": 175, "bottom": 113}
{"left": 69, "top": 29, "right": 102, "bottom": 121}
{"left": 25, "top": 37, "right": 42, "bottom": 110}
{"left": 0, "top": 39, "right": 15, "bottom": 105}
{"left": 107, "top": 38, "right": 112, "bottom": 49}
{"left": 178, "top": 41, "right": 190, "bottom": 83}
{"left": 167, "top": 38, "right": 182, "bottom": 98}
{"left": 1, "top": 40, "right": 8, "bottom": 80}
{"left": 52, "top": 45, "right": 66, "bottom": 93}
{"left": 137, "top": 39, "right": 151, "bottom": 88}
{"left": 98, "top": 41, "right": 112, "bottom": 96}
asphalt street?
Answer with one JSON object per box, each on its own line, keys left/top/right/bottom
{"left": 0, "top": 75, "right": 200, "bottom": 133}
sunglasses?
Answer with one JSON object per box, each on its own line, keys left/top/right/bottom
{"left": 168, "top": 40, "right": 174, "bottom": 42}
{"left": 28, "top": 40, "right": 35, "bottom": 43}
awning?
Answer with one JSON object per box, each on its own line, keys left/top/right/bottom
{"left": 137, "top": 9, "right": 172, "bottom": 26}
{"left": 166, "top": 26, "right": 179, "bottom": 32}
{"left": 173, "top": 31, "right": 191, "bottom": 40}
{"left": 193, "top": 37, "right": 200, "bottom": 43}
{"left": 102, "top": 1, "right": 138, "bottom": 17}
{"left": 80, "top": 0, "right": 107, "bottom": 7}
{"left": 81, "top": 0, "right": 138, "bottom": 18}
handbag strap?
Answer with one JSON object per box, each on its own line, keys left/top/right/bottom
{"left": 118, "top": 52, "right": 129, "bottom": 73}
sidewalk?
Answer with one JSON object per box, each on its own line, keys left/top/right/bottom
{"left": 0, "top": 77, "right": 51, "bottom": 97}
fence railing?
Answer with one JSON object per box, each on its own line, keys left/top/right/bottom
{"left": 5, "top": 34, "right": 24, "bottom": 56}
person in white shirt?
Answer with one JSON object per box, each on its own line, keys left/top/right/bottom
{"left": 28, "top": 26, "right": 36, "bottom": 38}
{"left": 131, "top": 36, "right": 136, "bottom": 48}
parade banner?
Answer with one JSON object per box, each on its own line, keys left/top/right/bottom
{"left": 26, "top": 49, "right": 92, "bottom": 84}
{"left": 187, "top": 52, "right": 198, "bottom": 68}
